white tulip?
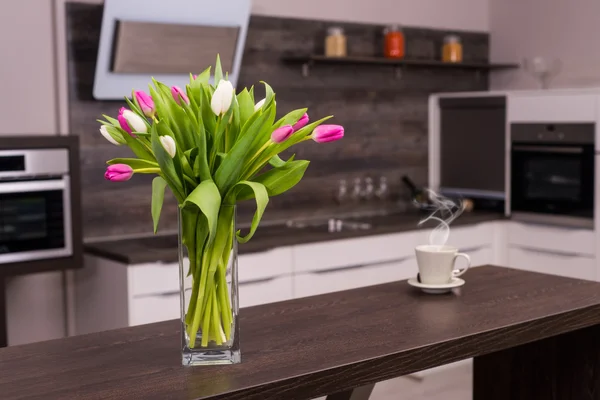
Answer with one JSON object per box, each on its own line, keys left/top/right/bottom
{"left": 210, "top": 80, "right": 234, "bottom": 116}
{"left": 254, "top": 98, "right": 276, "bottom": 112}
{"left": 99, "top": 125, "right": 120, "bottom": 145}
{"left": 159, "top": 135, "right": 177, "bottom": 158}
{"left": 254, "top": 98, "right": 266, "bottom": 111}
{"left": 123, "top": 109, "right": 148, "bottom": 133}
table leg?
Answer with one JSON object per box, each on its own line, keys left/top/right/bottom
{"left": 0, "top": 277, "right": 6, "bottom": 347}
{"left": 326, "top": 383, "right": 375, "bottom": 400}
{"left": 473, "top": 324, "right": 600, "bottom": 400}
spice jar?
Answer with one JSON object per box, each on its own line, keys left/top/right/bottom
{"left": 325, "top": 26, "right": 347, "bottom": 58}
{"left": 442, "top": 35, "right": 463, "bottom": 63}
{"left": 384, "top": 25, "right": 405, "bottom": 59}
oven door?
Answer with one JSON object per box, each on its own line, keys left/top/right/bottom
{"left": 511, "top": 144, "right": 594, "bottom": 226}
{"left": 0, "top": 178, "right": 72, "bottom": 263}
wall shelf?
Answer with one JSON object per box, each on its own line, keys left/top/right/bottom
{"left": 281, "top": 54, "right": 520, "bottom": 79}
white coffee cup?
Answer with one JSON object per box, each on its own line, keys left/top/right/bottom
{"left": 415, "top": 245, "right": 471, "bottom": 285}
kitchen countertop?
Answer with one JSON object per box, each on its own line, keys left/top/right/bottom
{"left": 2, "top": 266, "right": 600, "bottom": 400}
{"left": 84, "top": 211, "right": 506, "bottom": 264}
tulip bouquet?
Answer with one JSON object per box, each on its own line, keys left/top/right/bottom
{"left": 98, "top": 56, "right": 343, "bottom": 363}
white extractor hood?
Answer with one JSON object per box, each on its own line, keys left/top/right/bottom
{"left": 93, "top": 0, "right": 251, "bottom": 99}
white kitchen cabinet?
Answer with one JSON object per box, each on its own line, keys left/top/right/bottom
{"left": 130, "top": 292, "right": 180, "bottom": 326}
{"left": 462, "top": 246, "right": 494, "bottom": 268}
{"left": 239, "top": 276, "right": 293, "bottom": 307}
{"left": 507, "top": 221, "right": 595, "bottom": 257}
{"left": 76, "top": 247, "right": 295, "bottom": 334}
{"left": 508, "top": 246, "right": 596, "bottom": 281}
{"left": 292, "top": 231, "right": 419, "bottom": 274}
{"left": 294, "top": 257, "right": 416, "bottom": 299}
{"left": 508, "top": 93, "right": 597, "bottom": 123}
{"left": 435, "top": 223, "right": 496, "bottom": 250}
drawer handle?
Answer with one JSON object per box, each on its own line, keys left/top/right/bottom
{"left": 460, "top": 246, "right": 486, "bottom": 253}
{"left": 134, "top": 290, "right": 181, "bottom": 299}
{"left": 239, "top": 276, "right": 277, "bottom": 286}
{"left": 516, "top": 246, "right": 584, "bottom": 258}
{"left": 314, "top": 256, "right": 413, "bottom": 275}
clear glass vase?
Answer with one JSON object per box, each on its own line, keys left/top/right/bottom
{"left": 179, "top": 205, "right": 240, "bottom": 366}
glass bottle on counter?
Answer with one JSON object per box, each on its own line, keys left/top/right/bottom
{"left": 442, "top": 35, "right": 463, "bottom": 63}
{"left": 384, "top": 25, "right": 405, "bottom": 59}
{"left": 325, "top": 26, "right": 347, "bottom": 58}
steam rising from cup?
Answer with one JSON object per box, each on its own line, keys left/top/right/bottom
{"left": 417, "top": 190, "right": 465, "bottom": 248}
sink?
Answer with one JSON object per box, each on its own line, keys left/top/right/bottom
{"left": 285, "top": 218, "right": 372, "bottom": 233}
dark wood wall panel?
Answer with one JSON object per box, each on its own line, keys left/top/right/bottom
{"left": 65, "top": 2, "right": 488, "bottom": 240}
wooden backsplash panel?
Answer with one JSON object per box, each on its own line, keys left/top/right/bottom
{"left": 65, "top": 2, "right": 488, "bottom": 240}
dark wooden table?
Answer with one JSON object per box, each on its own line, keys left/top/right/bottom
{"left": 2, "top": 266, "right": 600, "bottom": 400}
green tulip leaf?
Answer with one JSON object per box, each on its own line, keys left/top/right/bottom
{"left": 237, "top": 160, "right": 309, "bottom": 201}
{"left": 269, "top": 154, "right": 295, "bottom": 168}
{"left": 237, "top": 88, "right": 254, "bottom": 128}
{"left": 207, "top": 205, "right": 235, "bottom": 273}
{"left": 121, "top": 131, "right": 155, "bottom": 162}
{"left": 227, "top": 180, "right": 269, "bottom": 243}
{"left": 106, "top": 158, "right": 158, "bottom": 169}
{"left": 183, "top": 180, "right": 222, "bottom": 244}
{"left": 200, "top": 85, "right": 217, "bottom": 137}
{"left": 215, "top": 105, "right": 275, "bottom": 194}
{"left": 150, "top": 124, "right": 184, "bottom": 201}
{"left": 151, "top": 176, "right": 168, "bottom": 233}
{"left": 214, "top": 54, "right": 223, "bottom": 87}
{"left": 273, "top": 108, "right": 307, "bottom": 130}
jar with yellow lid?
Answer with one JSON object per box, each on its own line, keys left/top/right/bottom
{"left": 442, "top": 35, "right": 463, "bottom": 63}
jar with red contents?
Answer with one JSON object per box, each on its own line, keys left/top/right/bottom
{"left": 384, "top": 25, "right": 405, "bottom": 59}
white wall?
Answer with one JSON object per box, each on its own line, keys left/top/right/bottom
{"left": 0, "top": 0, "right": 67, "bottom": 346}
{"left": 252, "top": 0, "right": 489, "bottom": 31}
{"left": 490, "top": 0, "right": 600, "bottom": 90}
{"left": 0, "top": 0, "right": 58, "bottom": 134}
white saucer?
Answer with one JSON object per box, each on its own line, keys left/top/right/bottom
{"left": 407, "top": 277, "right": 465, "bottom": 294}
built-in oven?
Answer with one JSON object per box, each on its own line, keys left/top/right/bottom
{"left": 510, "top": 123, "right": 594, "bottom": 228}
{"left": 0, "top": 149, "right": 73, "bottom": 263}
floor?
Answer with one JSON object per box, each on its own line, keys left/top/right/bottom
{"left": 372, "top": 361, "right": 472, "bottom": 399}
{"left": 312, "top": 361, "right": 472, "bottom": 400}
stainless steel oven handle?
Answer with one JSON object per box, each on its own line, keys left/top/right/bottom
{"left": 512, "top": 145, "right": 583, "bottom": 154}
{"left": 0, "top": 178, "right": 67, "bottom": 193}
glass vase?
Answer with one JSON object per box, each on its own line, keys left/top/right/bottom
{"left": 179, "top": 205, "right": 240, "bottom": 366}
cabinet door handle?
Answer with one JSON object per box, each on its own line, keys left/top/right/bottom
{"left": 513, "top": 145, "right": 583, "bottom": 154}
{"left": 314, "top": 256, "right": 413, "bottom": 275}
{"left": 239, "top": 276, "right": 277, "bottom": 286}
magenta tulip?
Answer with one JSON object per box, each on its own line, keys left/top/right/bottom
{"left": 312, "top": 125, "right": 344, "bottom": 143}
{"left": 104, "top": 164, "right": 133, "bottom": 182}
{"left": 117, "top": 107, "right": 132, "bottom": 135}
{"left": 292, "top": 113, "right": 309, "bottom": 132}
{"left": 271, "top": 125, "right": 294, "bottom": 144}
{"left": 171, "top": 86, "right": 189, "bottom": 105}
{"left": 134, "top": 90, "right": 155, "bottom": 117}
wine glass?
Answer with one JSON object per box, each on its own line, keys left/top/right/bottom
{"left": 523, "top": 57, "right": 562, "bottom": 89}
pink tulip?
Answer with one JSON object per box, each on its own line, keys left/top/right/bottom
{"left": 271, "top": 125, "right": 294, "bottom": 144}
{"left": 104, "top": 164, "right": 133, "bottom": 182}
{"left": 134, "top": 91, "right": 155, "bottom": 117}
{"left": 292, "top": 113, "right": 309, "bottom": 132}
{"left": 312, "top": 125, "right": 344, "bottom": 143}
{"left": 192, "top": 74, "right": 198, "bottom": 80}
{"left": 118, "top": 107, "right": 132, "bottom": 135}
{"left": 171, "top": 86, "right": 189, "bottom": 105}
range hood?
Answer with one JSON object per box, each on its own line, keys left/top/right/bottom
{"left": 93, "top": 0, "right": 251, "bottom": 99}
